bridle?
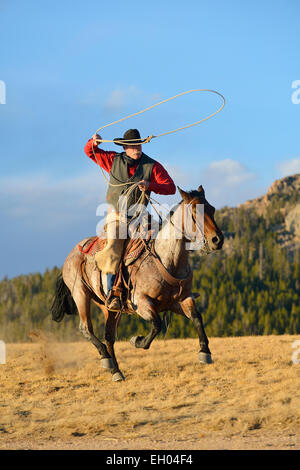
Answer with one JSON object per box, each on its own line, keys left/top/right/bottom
{"left": 146, "top": 196, "right": 210, "bottom": 254}
{"left": 134, "top": 197, "right": 211, "bottom": 301}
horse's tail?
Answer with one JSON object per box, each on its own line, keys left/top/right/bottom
{"left": 51, "top": 273, "right": 78, "bottom": 322}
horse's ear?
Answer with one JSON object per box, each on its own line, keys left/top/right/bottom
{"left": 177, "top": 186, "right": 190, "bottom": 201}
{"left": 198, "top": 185, "right": 205, "bottom": 196}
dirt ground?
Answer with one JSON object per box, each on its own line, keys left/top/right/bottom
{"left": 0, "top": 335, "right": 300, "bottom": 450}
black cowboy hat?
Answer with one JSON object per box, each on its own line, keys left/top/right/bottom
{"left": 113, "top": 129, "right": 148, "bottom": 146}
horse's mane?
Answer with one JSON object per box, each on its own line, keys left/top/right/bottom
{"left": 185, "top": 188, "right": 206, "bottom": 200}
{"left": 178, "top": 190, "right": 206, "bottom": 206}
{"left": 152, "top": 188, "right": 207, "bottom": 233}
{"left": 186, "top": 190, "right": 200, "bottom": 198}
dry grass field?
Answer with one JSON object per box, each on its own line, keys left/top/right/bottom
{"left": 0, "top": 334, "right": 300, "bottom": 450}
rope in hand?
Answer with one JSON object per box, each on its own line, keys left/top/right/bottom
{"left": 91, "top": 88, "right": 225, "bottom": 233}
{"left": 91, "top": 88, "right": 225, "bottom": 188}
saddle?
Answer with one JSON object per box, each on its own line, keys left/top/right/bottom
{"left": 78, "top": 228, "right": 154, "bottom": 311}
{"left": 77, "top": 226, "right": 193, "bottom": 311}
{"left": 78, "top": 230, "right": 153, "bottom": 266}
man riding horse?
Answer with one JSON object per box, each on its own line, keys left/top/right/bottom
{"left": 84, "top": 128, "right": 176, "bottom": 311}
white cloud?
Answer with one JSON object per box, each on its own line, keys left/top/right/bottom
{"left": 150, "top": 158, "right": 260, "bottom": 209}
{"left": 163, "top": 163, "right": 190, "bottom": 187}
{"left": 0, "top": 171, "right": 107, "bottom": 231}
{"left": 277, "top": 158, "right": 300, "bottom": 177}
{"left": 0, "top": 171, "right": 112, "bottom": 278}
{"left": 203, "top": 159, "right": 256, "bottom": 186}
{"left": 104, "top": 87, "right": 130, "bottom": 112}
{"left": 0, "top": 158, "right": 259, "bottom": 235}
{"left": 104, "top": 86, "right": 160, "bottom": 112}
{"left": 80, "top": 85, "right": 161, "bottom": 117}
{"left": 199, "top": 159, "right": 258, "bottom": 207}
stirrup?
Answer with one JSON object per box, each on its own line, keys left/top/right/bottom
{"left": 105, "top": 294, "right": 121, "bottom": 311}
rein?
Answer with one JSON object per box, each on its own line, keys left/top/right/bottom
{"left": 149, "top": 242, "right": 193, "bottom": 301}
{"left": 146, "top": 194, "right": 209, "bottom": 253}
{"left": 137, "top": 198, "right": 210, "bottom": 300}
{"left": 139, "top": 225, "right": 193, "bottom": 302}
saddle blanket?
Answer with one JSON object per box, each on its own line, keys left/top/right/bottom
{"left": 78, "top": 237, "right": 106, "bottom": 256}
{"left": 78, "top": 233, "right": 153, "bottom": 266}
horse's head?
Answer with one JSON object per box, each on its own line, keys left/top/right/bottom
{"left": 178, "top": 185, "right": 224, "bottom": 252}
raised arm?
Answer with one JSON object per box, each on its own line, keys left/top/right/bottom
{"left": 84, "top": 134, "right": 116, "bottom": 173}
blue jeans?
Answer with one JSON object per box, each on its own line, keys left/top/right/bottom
{"left": 106, "top": 273, "right": 116, "bottom": 296}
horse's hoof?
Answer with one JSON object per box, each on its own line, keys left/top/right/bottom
{"left": 199, "top": 352, "right": 213, "bottom": 364}
{"left": 100, "top": 358, "right": 114, "bottom": 369}
{"left": 130, "top": 336, "right": 138, "bottom": 347}
{"left": 112, "top": 371, "right": 125, "bottom": 382}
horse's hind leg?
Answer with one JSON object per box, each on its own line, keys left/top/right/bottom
{"left": 72, "top": 286, "right": 113, "bottom": 368}
{"left": 104, "top": 311, "right": 125, "bottom": 382}
{"left": 130, "top": 296, "right": 162, "bottom": 350}
{"left": 178, "top": 297, "right": 212, "bottom": 364}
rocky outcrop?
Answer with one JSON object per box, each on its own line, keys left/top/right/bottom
{"left": 285, "top": 204, "right": 300, "bottom": 238}
{"left": 220, "top": 173, "right": 300, "bottom": 253}
{"left": 239, "top": 173, "right": 300, "bottom": 217}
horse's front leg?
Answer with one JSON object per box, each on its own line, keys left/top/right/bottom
{"left": 178, "top": 296, "right": 213, "bottom": 364}
{"left": 104, "top": 311, "right": 125, "bottom": 382}
{"left": 130, "top": 295, "right": 162, "bottom": 350}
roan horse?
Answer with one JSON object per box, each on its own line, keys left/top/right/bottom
{"left": 51, "top": 186, "right": 224, "bottom": 381}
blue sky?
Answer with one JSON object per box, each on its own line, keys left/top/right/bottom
{"left": 0, "top": 0, "right": 299, "bottom": 278}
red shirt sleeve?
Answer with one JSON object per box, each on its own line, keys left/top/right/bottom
{"left": 84, "top": 138, "right": 116, "bottom": 173}
{"left": 148, "top": 162, "right": 176, "bottom": 195}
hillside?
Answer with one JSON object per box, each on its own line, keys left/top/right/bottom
{"left": 0, "top": 174, "right": 299, "bottom": 342}
{"left": 220, "top": 173, "right": 300, "bottom": 253}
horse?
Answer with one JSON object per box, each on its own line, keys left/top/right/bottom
{"left": 51, "top": 186, "right": 224, "bottom": 381}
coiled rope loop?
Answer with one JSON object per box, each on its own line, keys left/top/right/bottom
{"left": 94, "top": 88, "right": 225, "bottom": 146}
{"left": 91, "top": 88, "right": 225, "bottom": 190}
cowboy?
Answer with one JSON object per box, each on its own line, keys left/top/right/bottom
{"left": 84, "top": 128, "right": 176, "bottom": 310}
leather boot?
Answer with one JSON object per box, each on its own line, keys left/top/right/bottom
{"left": 105, "top": 273, "right": 121, "bottom": 311}
{"left": 106, "top": 293, "right": 122, "bottom": 311}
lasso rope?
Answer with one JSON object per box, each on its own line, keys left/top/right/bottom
{"left": 91, "top": 88, "right": 225, "bottom": 242}
{"left": 92, "top": 88, "right": 225, "bottom": 188}
{"left": 94, "top": 88, "right": 225, "bottom": 146}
